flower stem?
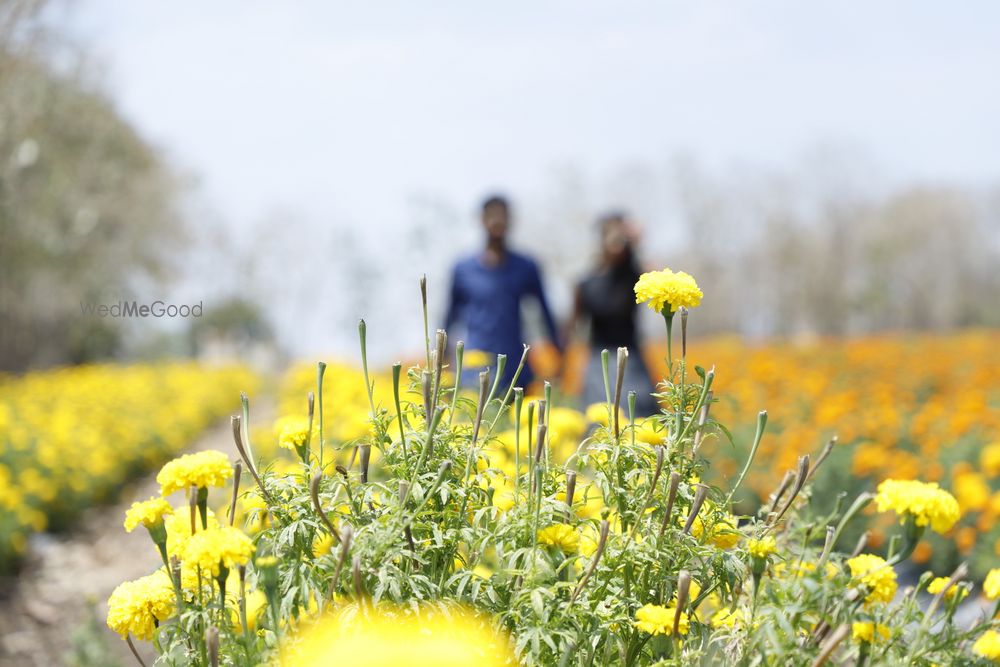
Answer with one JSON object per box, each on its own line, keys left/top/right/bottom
{"left": 662, "top": 310, "right": 675, "bottom": 374}
{"left": 126, "top": 635, "right": 148, "bottom": 667}
{"left": 725, "top": 410, "right": 768, "bottom": 508}
{"left": 448, "top": 341, "right": 465, "bottom": 427}
{"left": 358, "top": 321, "right": 377, "bottom": 419}
{"left": 392, "top": 362, "right": 407, "bottom": 459}
{"left": 317, "top": 361, "right": 327, "bottom": 471}
{"left": 513, "top": 388, "right": 524, "bottom": 496}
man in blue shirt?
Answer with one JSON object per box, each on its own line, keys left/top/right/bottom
{"left": 444, "top": 195, "right": 561, "bottom": 390}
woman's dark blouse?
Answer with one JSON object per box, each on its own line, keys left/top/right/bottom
{"left": 577, "top": 258, "right": 643, "bottom": 350}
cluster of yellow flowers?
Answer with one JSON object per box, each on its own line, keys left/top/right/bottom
{"left": 108, "top": 448, "right": 261, "bottom": 642}
{"left": 269, "top": 360, "right": 641, "bottom": 520}
{"left": 274, "top": 362, "right": 382, "bottom": 448}
{"left": 0, "top": 362, "right": 258, "bottom": 571}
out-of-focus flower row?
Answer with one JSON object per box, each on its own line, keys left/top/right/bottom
{"left": 671, "top": 331, "right": 1000, "bottom": 576}
{"left": 0, "top": 363, "right": 259, "bottom": 571}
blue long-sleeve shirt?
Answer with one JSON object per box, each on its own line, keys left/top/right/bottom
{"left": 444, "top": 251, "right": 560, "bottom": 388}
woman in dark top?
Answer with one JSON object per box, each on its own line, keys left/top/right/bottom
{"left": 566, "top": 212, "right": 658, "bottom": 416}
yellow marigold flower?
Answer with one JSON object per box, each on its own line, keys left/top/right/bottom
{"left": 981, "top": 442, "right": 1000, "bottom": 477}
{"left": 974, "top": 630, "right": 1000, "bottom": 661}
{"left": 633, "top": 418, "right": 667, "bottom": 446}
{"left": 282, "top": 605, "right": 514, "bottom": 666}
{"left": 182, "top": 526, "right": 255, "bottom": 577}
{"left": 462, "top": 349, "right": 494, "bottom": 368}
{"left": 157, "top": 450, "right": 234, "bottom": 495}
{"left": 578, "top": 525, "right": 600, "bottom": 557}
{"left": 711, "top": 607, "right": 744, "bottom": 629}
{"left": 537, "top": 524, "right": 579, "bottom": 554}
{"left": 686, "top": 581, "right": 702, "bottom": 605}
{"left": 773, "top": 560, "right": 840, "bottom": 580}
{"left": 874, "top": 479, "right": 961, "bottom": 534}
{"left": 747, "top": 536, "right": 777, "bottom": 559}
{"left": 493, "top": 489, "right": 516, "bottom": 513}
{"left": 634, "top": 268, "right": 703, "bottom": 313}
{"left": 692, "top": 513, "right": 739, "bottom": 550}
{"left": 230, "top": 588, "right": 268, "bottom": 632}
{"left": 847, "top": 554, "right": 898, "bottom": 605}
{"left": 106, "top": 570, "right": 176, "bottom": 641}
{"left": 926, "top": 576, "right": 968, "bottom": 601}
{"left": 274, "top": 415, "right": 313, "bottom": 451}
{"left": 851, "top": 622, "right": 890, "bottom": 644}
{"left": 256, "top": 555, "right": 279, "bottom": 568}
{"left": 165, "top": 507, "right": 219, "bottom": 558}
{"left": 634, "top": 603, "right": 688, "bottom": 636}
{"left": 123, "top": 497, "right": 173, "bottom": 532}
{"left": 983, "top": 569, "right": 1000, "bottom": 600}
{"left": 709, "top": 516, "right": 739, "bottom": 550}
{"left": 953, "top": 471, "right": 990, "bottom": 513}
{"left": 584, "top": 402, "right": 623, "bottom": 427}
{"left": 546, "top": 407, "right": 588, "bottom": 444}
{"left": 312, "top": 532, "right": 335, "bottom": 558}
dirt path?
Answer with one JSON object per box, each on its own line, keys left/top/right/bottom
{"left": 0, "top": 401, "right": 274, "bottom": 667}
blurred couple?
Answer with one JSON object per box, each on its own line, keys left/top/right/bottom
{"left": 443, "top": 194, "right": 658, "bottom": 416}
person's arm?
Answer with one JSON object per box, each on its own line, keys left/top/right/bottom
{"left": 561, "top": 284, "right": 584, "bottom": 352}
{"left": 530, "top": 262, "right": 563, "bottom": 353}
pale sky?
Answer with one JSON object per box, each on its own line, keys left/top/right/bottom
{"left": 51, "top": 1, "right": 1000, "bottom": 359}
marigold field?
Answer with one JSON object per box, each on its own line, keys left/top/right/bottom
{"left": 682, "top": 331, "right": 1000, "bottom": 578}
{"left": 96, "top": 311, "right": 1000, "bottom": 665}
{"left": 0, "top": 363, "right": 259, "bottom": 572}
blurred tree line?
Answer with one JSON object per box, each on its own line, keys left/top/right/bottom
{"left": 0, "top": 0, "right": 185, "bottom": 371}
{"left": 511, "top": 156, "right": 1000, "bottom": 346}
{"left": 666, "top": 156, "right": 1000, "bottom": 338}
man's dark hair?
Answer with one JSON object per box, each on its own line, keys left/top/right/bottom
{"left": 481, "top": 194, "right": 510, "bottom": 213}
